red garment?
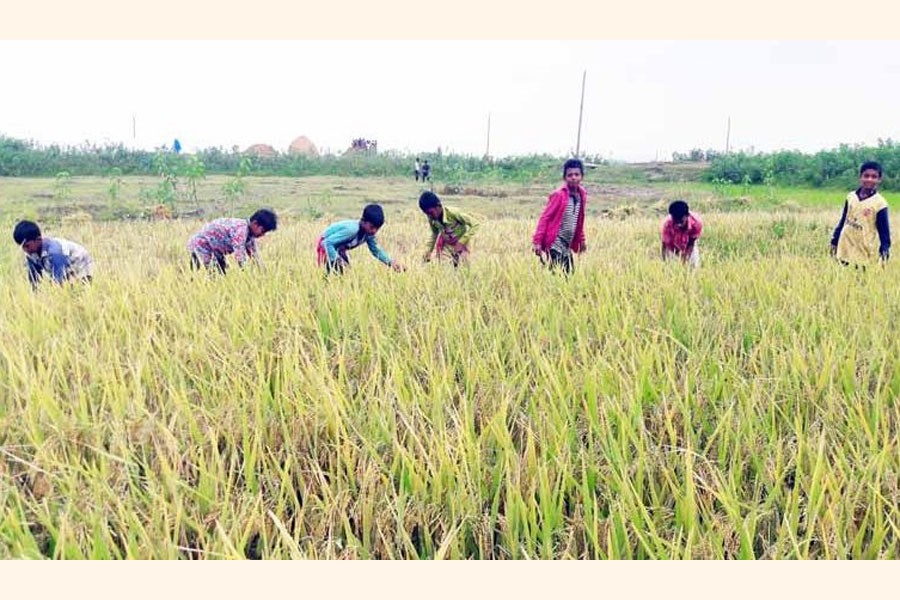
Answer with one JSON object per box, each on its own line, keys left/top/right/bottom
{"left": 532, "top": 185, "right": 587, "bottom": 253}
{"left": 434, "top": 232, "right": 462, "bottom": 255}
{"left": 316, "top": 236, "right": 326, "bottom": 265}
{"left": 661, "top": 213, "right": 703, "bottom": 254}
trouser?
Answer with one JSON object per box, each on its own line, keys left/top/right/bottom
{"left": 191, "top": 251, "right": 227, "bottom": 274}
{"left": 316, "top": 237, "right": 350, "bottom": 275}
{"left": 435, "top": 235, "right": 469, "bottom": 267}
{"left": 665, "top": 245, "right": 700, "bottom": 268}
{"left": 546, "top": 248, "right": 574, "bottom": 274}
{"left": 326, "top": 254, "right": 349, "bottom": 275}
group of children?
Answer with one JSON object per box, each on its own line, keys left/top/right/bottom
{"left": 413, "top": 158, "right": 431, "bottom": 183}
{"left": 11, "top": 159, "right": 891, "bottom": 287}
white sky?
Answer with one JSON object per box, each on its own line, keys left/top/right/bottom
{"left": 2, "top": 41, "right": 899, "bottom": 162}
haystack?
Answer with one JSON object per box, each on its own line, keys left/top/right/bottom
{"left": 288, "top": 136, "right": 319, "bottom": 157}
{"left": 244, "top": 143, "right": 277, "bottom": 158}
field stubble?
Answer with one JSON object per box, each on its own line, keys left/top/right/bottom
{"left": 1, "top": 205, "right": 899, "bottom": 558}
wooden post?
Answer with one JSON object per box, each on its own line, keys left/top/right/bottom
{"left": 575, "top": 70, "right": 586, "bottom": 158}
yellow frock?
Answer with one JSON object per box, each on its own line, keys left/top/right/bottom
{"left": 835, "top": 191, "right": 888, "bottom": 264}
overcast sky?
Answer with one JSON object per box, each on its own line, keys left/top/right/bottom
{"left": 2, "top": 41, "right": 899, "bottom": 162}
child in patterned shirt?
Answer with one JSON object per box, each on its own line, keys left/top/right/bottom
{"left": 187, "top": 209, "right": 278, "bottom": 274}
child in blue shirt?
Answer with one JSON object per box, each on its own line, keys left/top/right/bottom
{"left": 316, "top": 204, "right": 405, "bottom": 275}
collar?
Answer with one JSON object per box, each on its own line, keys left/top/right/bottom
{"left": 856, "top": 187, "right": 878, "bottom": 201}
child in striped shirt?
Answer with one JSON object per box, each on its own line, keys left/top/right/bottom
{"left": 532, "top": 158, "right": 588, "bottom": 274}
{"left": 13, "top": 220, "right": 94, "bottom": 288}
{"left": 316, "top": 204, "right": 405, "bottom": 275}
{"left": 187, "top": 209, "right": 278, "bottom": 274}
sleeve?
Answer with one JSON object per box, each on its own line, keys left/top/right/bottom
{"left": 424, "top": 219, "right": 439, "bottom": 258}
{"left": 47, "top": 248, "right": 70, "bottom": 284}
{"left": 690, "top": 216, "right": 703, "bottom": 241}
{"left": 366, "top": 235, "right": 392, "bottom": 265}
{"left": 455, "top": 211, "right": 480, "bottom": 247}
{"left": 660, "top": 221, "right": 673, "bottom": 248}
{"left": 532, "top": 194, "right": 560, "bottom": 248}
{"left": 247, "top": 237, "right": 260, "bottom": 264}
{"left": 26, "top": 258, "right": 42, "bottom": 287}
{"left": 231, "top": 223, "right": 250, "bottom": 265}
{"left": 831, "top": 201, "right": 848, "bottom": 246}
{"left": 876, "top": 206, "right": 891, "bottom": 259}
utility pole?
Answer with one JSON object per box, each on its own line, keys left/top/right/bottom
{"left": 725, "top": 116, "right": 731, "bottom": 155}
{"left": 485, "top": 111, "right": 491, "bottom": 158}
{"left": 575, "top": 70, "right": 586, "bottom": 158}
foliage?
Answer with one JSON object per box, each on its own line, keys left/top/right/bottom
{"left": 707, "top": 139, "right": 900, "bottom": 190}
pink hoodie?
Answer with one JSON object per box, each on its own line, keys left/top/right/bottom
{"left": 532, "top": 184, "right": 588, "bottom": 253}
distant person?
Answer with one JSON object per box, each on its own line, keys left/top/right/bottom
{"left": 316, "top": 204, "right": 405, "bottom": 275}
{"left": 418, "top": 191, "right": 480, "bottom": 267}
{"left": 415, "top": 157, "right": 421, "bottom": 182}
{"left": 660, "top": 200, "right": 702, "bottom": 268}
{"left": 421, "top": 160, "right": 431, "bottom": 182}
{"left": 831, "top": 160, "right": 891, "bottom": 267}
{"left": 173, "top": 138, "right": 182, "bottom": 154}
{"left": 12, "top": 220, "right": 94, "bottom": 288}
{"left": 532, "top": 158, "right": 588, "bottom": 274}
{"left": 187, "top": 209, "right": 278, "bottom": 274}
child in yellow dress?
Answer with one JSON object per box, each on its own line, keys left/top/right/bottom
{"left": 831, "top": 161, "right": 891, "bottom": 266}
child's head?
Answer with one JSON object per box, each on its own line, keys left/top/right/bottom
{"left": 562, "top": 158, "right": 584, "bottom": 188}
{"left": 249, "top": 209, "right": 278, "bottom": 238}
{"left": 859, "top": 161, "right": 883, "bottom": 190}
{"left": 418, "top": 191, "right": 443, "bottom": 220}
{"left": 13, "top": 220, "right": 43, "bottom": 254}
{"left": 361, "top": 204, "right": 385, "bottom": 235}
{"left": 668, "top": 200, "right": 690, "bottom": 229}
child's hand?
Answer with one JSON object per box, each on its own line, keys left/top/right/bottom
{"left": 532, "top": 243, "right": 543, "bottom": 256}
{"left": 391, "top": 261, "right": 406, "bottom": 272}
{"left": 453, "top": 243, "right": 468, "bottom": 255}
{"left": 830, "top": 244, "right": 837, "bottom": 256}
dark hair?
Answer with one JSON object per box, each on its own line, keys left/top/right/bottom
{"left": 362, "top": 204, "right": 385, "bottom": 228}
{"left": 668, "top": 200, "right": 690, "bottom": 219}
{"left": 250, "top": 209, "right": 278, "bottom": 232}
{"left": 418, "top": 191, "right": 441, "bottom": 212}
{"left": 13, "top": 220, "right": 41, "bottom": 245}
{"left": 860, "top": 161, "right": 883, "bottom": 177}
{"left": 563, "top": 158, "right": 584, "bottom": 176}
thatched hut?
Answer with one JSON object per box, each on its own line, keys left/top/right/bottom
{"left": 244, "top": 143, "right": 277, "bottom": 158}
{"left": 288, "top": 136, "right": 319, "bottom": 157}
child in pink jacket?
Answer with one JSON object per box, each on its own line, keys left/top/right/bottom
{"left": 532, "top": 158, "right": 588, "bottom": 274}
